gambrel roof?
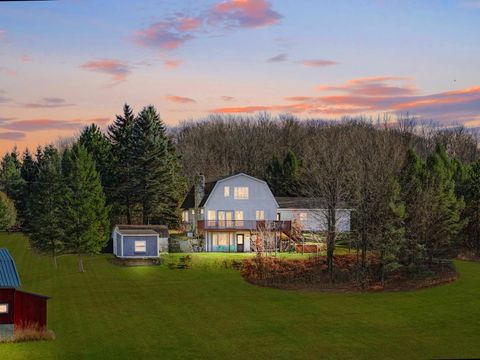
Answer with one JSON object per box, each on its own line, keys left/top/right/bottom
{"left": 0, "top": 248, "right": 21, "bottom": 288}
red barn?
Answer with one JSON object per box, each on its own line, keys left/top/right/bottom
{"left": 0, "top": 248, "right": 49, "bottom": 340}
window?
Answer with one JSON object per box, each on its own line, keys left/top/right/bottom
{"left": 224, "top": 186, "right": 230, "bottom": 197}
{"left": 277, "top": 213, "right": 281, "bottom": 221}
{"left": 234, "top": 187, "right": 249, "bottom": 200}
{"left": 235, "top": 211, "right": 244, "bottom": 226}
{"left": 0, "top": 304, "right": 8, "bottom": 314}
{"left": 213, "top": 233, "right": 229, "bottom": 247}
{"left": 200, "top": 209, "right": 204, "bottom": 215}
{"left": 134, "top": 240, "right": 146, "bottom": 253}
{"left": 207, "top": 210, "right": 216, "bottom": 226}
{"left": 299, "top": 212, "right": 308, "bottom": 222}
{"left": 256, "top": 210, "right": 265, "bottom": 220}
{"left": 182, "top": 210, "right": 189, "bottom": 223}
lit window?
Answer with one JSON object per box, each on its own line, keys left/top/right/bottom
{"left": 299, "top": 212, "right": 308, "bottom": 222}
{"left": 134, "top": 240, "right": 146, "bottom": 253}
{"left": 0, "top": 304, "right": 8, "bottom": 314}
{"left": 182, "top": 211, "right": 189, "bottom": 222}
{"left": 234, "top": 187, "right": 249, "bottom": 200}
{"left": 224, "top": 186, "right": 230, "bottom": 197}
{"left": 235, "top": 211, "right": 244, "bottom": 220}
{"left": 213, "top": 233, "right": 229, "bottom": 246}
{"left": 256, "top": 210, "right": 265, "bottom": 220}
{"left": 207, "top": 210, "right": 216, "bottom": 220}
{"left": 200, "top": 209, "right": 204, "bottom": 215}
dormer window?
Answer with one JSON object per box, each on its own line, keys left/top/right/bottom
{"left": 224, "top": 186, "right": 230, "bottom": 197}
{"left": 234, "top": 187, "right": 249, "bottom": 200}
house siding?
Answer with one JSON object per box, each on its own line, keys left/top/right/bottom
{"left": 122, "top": 236, "right": 159, "bottom": 257}
{"left": 204, "top": 175, "right": 278, "bottom": 221}
{"left": 277, "top": 209, "right": 351, "bottom": 232}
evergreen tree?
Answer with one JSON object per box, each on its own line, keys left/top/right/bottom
{"left": 265, "top": 150, "right": 301, "bottom": 196}
{"left": 108, "top": 104, "right": 136, "bottom": 223}
{"left": 0, "top": 192, "right": 16, "bottom": 230}
{"left": 79, "top": 124, "right": 113, "bottom": 194}
{"left": 0, "top": 148, "right": 25, "bottom": 224}
{"left": 462, "top": 160, "right": 480, "bottom": 255}
{"left": 423, "top": 144, "right": 464, "bottom": 262}
{"left": 62, "top": 144, "right": 110, "bottom": 272}
{"left": 27, "top": 147, "right": 67, "bottom": 267}
{"left": 398, "top": 148, "right": 428, "bottom": 266}
{"left": 132, "top": 105, "right": 175, "bottom": 224}
{"left": 19, "top": 149, "right": 38, "bottom": 229}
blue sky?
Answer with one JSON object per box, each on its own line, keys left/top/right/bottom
{"left": 0, "top": 0, "right": 479, "bottom": 153}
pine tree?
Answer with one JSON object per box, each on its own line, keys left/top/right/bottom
{"left": 0, "top": 192, "right": 16, "bottom": 230}
{"left": 62, "top": 144, "right": 110, "bottom": 272}
{"left": 27, "top": 147, "right": 66, "bottom": 267}
{"left": 423, "top": 144, "right": 464, "bottom": 262}
{"left": 79, "top": 124, "right": 113, "bottom": 194}
{"left": 131, "top": 106, "right": 171, "bottom": 224}
{"left": 462, "top": 160, "right": 480, "bottom": 255}
{"left": 19, "top": 149, "right": 38, "bottom": 229}
{"left": 0, "top": 148, "right": 25, "bottom": 224}
{"left": 108, "top": 104, "right": 136, "bottom": 223}
{"left": 265, "top": 150, "right": 301, "bottom": 196}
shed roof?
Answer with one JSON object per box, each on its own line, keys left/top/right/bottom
{"left": 115, "top": 225, "right": 169, "bottom": 238}
{"left": 0, "top": 248, "right": 21, "bottom": 288}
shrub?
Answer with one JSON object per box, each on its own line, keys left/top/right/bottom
{"left": 0, "top": 323, "right": 55, "bottom": 343}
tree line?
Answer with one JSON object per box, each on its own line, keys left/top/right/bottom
{"left": 0, "top": 105, "right": 184, "bottom": 271}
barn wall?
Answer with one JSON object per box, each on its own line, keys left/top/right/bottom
{"left": 14, "top": 291, "right": 48, "bottom": 329}
{"left": 122, "top": 236, "right": 159, "bottom": 257}
{"left": 0, "top": 288, "right": 15, "bottom": 325}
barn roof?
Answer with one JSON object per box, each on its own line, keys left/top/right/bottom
{"left": 115, "top": 225, "right": 169, "bottom": 238}
{"left": 0, "top": 248, "right": 21, "bottom": 288}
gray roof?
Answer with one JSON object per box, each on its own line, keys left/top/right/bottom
{"left": 0, "top": 248, "right": 21, "bottom": 288}
{"left": 276, "top": 197, "right": 349, "bottom": 209}
{"left": 115, "top": 225, "right": 169, "bottom": 238}
{"left": 117, "top": 229, "right": 159, "bottom": 236}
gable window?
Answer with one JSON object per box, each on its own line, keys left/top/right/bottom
{"left": 299, "top": 212, "right": 308, "bottom": 222}
{"left": 224, "top": 186, "right": 230, "bottom": 197}
{"left": 234, "top": 187, "right": 249, "bottom": 200}
{"left": 256, "top": 210, "right": 265, "bottom": 220}
{"left": 134, "top": 240, "right": 146, "bottom": 253}
{"left": 0, "top": 304, "right": 8, "bottom": 314}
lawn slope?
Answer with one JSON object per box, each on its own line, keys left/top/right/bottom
{"left": 1, "top": 232, "right": 480, "bottom": 360}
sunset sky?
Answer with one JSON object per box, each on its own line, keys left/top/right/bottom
{"left": 1, "top": 0, "right": 480, "bottom": 154}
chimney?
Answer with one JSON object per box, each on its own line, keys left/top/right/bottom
{"left": 194, "top": 174, "right": 205, "bottom": 209}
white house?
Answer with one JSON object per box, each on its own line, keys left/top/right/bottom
{"left": 181, "top": 173, "right": 351, "bottom": 252}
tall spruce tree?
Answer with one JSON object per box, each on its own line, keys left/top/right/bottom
{"left": 0, "top": 149, "right": 25, "bottom": 223}
{"left": 27, "top": 147, "right": 66, "bottom": 267}
{"left": 19, "top": 149, "right": 38, "bottom": 229}
{"left": 131, "top": 105, "right": 175, "bottom": 224}
{"left": 79, "top": 124, "right": 113, "bottom": 195}
{"left": 108, "top": 104, "right": 136, "bottom": 223}
{"left": 423, "top": 144, "right": 464, "bottom": 262}
{"left": 462, "top": 160, "right": 480, "bottom": 255}
{"left": 265, "top": 150, "right": 301, "bottom": 196}
{"left": 62, "top": 144, "right": 110, "bottom": 272}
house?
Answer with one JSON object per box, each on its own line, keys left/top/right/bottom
{"left": 0, "top": 249, "right": 49, "bottom": 340}
{"left": 112, "top": 225, "right": 169, "bottom": 258}
{"left": 181, "top": 173, "right": 351, "bottom": 252}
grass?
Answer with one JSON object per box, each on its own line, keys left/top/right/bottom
{"left": 1, "top": 232, "right": 480, "bottom": 359}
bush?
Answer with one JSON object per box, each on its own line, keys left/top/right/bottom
{"left": 0, "top": 191, "right": 16, "bottom": 231}
{"left": 0, "top": 323, "right": 55, "bottom": 343}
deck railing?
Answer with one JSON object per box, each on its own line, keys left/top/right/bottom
{"left": 197, "top": 220, "right": 291, "bottom": 232}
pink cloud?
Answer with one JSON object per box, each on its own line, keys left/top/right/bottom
{"left": 209, "top": 0, "right": 282, "bottom": 28}
{"left": 0, "top": 66, "right": 16, "bottom": 76}
{"left": 80, "top": 59, "right": 132, "bottom": 82}
{"left": 211, "top": 77, "right": 480, "bottom": 124}
{"left": 221, "top": 96, "right": 236, "bottom": 101}
{"left": 24, "top": 97, "right": 74, "bottom": 109}
{"left": 20, "top": 55, "right": 32, "bottom": 63}
{"left": 0, "top": 132, "right": 26, "bottom": 141}
{"left": 133, "top": 19, "right": 197, "bottom": 50}
{"left": 301, "top": 59, "right": 338, "bottom": 67}
{"left": 0, "top": 117, "right": 110, "bottom": 132}
{"left": 165, "top": 95, "right": 196, "bottom": 104}
{"left": 164, "top": 59, "right": 183, "bottom": 69}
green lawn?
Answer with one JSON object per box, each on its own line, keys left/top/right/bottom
{"left": 1, "top": 232, "right": 480, "bottom": 359}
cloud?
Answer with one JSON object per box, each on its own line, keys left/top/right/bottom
{"left": 209, "top": 0, "right": 282, "bottom": 28}
{"left": 20, "top": 55, "right": 32, "bottom": 63}
{"left": 0, "top": 132, "right": 26, "bottom": 141}
{"left": 0, "top": 66, "right": 16, "bottom": 76}
{"left": 301, "top": 59, "right": 338, "bottom": 67}
{"left": 0, "top": 117, "right": 110, "bottom": 132}
{"left": 80, "top": 59, "right": 132, "bottom": 82}
{"left": 134, "top": 1, "right": 282, "bottom": 51}
{"left": 0, "top": 96, "right": 12, "bottom": 104}
{"left": 221, "top": 96, "right": 235, "bottom": 101}
{"left": 267, "top": 53, "right": 287, "bottom": 63}
{"left": 165, "top": 95, "right": 196, "bottom": 104}
{"left": 0, "top": 30, "right": 6, "bottom": 41}
{"left": 211, "top": 77, "right": 480, "bottom": 124}
{"left": 133, "top": 18, "right": 198, "bottom": 50}
{"left": 23, "top": 97, "right": 75, "bottom": 109}
{"left": 164, "top": 59, "right": 183, "bottom": 69}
